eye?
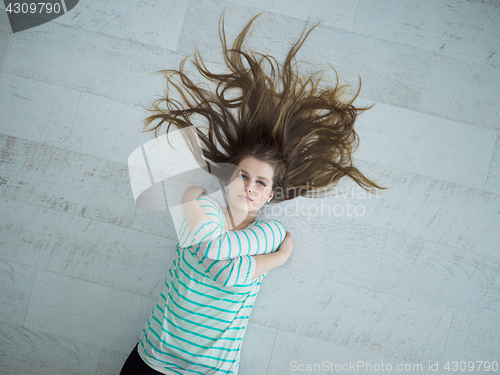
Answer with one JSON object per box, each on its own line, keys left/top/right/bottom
{"left": 240, "top": 174, "right": 266, "bottom": 187}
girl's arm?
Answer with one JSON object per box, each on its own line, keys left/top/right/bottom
{"left": 181, "top": 186, "right": 211, "bottom": 233}
{"left": 191, "top": 234, "right": 291, "bottom": 286}
{"left": 178, "top": 214, "right": 284, "bottom": 286}
{"left": 178, "top": 188, "right": 289, "bottom": 286}
{"left": 251, "top": 251, "right": 286, "bottom": 279}
{"left": 180, "top": 188, "right": 286, "bottom": 260}
{"left": 191, "top": 218, "right": 286, "bottom": 260}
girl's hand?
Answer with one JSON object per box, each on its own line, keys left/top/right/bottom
{"left": 181, "top": 186, "right": 207, "bottom": 204}
{"left": 277, "top": 231, "right": 294, "bottom": 264}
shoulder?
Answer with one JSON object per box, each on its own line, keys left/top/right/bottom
{"left": 196, "top": 193, "right": 221, "bottom": 209}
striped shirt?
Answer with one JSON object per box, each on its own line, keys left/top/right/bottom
{"left": 137, "top": 194, "right": 286, "bottom": 375}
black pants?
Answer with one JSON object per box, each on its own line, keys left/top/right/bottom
{"left": 120, "top": 343, "right": 164, "bottom": 375}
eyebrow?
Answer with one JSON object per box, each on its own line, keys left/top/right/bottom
{"left": 240, "top": 169, "right": 269, "bottom": 183}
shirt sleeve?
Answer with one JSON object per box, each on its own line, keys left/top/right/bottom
{"left": 176, "top": 194, "right": 285, "bottom": 286}
{"left": 178, "top": 216, "right": 259, "bottom": 286}
{"left": 183, "top": 194, "right": 286, "bottom": 260}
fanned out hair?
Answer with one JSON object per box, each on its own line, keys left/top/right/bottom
{"left": 140, "top": 10, "right": 387, "bottom": 203}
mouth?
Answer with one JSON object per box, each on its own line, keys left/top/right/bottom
{"left": 238, "top": 195, "right": 253, "bottom": 202}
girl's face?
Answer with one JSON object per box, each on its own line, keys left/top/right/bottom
{"left": 227, "top": 157, "right": 275, "bottom": 213}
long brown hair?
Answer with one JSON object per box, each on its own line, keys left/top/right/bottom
{"left": 140, "top": 10, "right": 387, "bottom": 203}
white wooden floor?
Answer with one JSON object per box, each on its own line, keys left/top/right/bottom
{"left": 1, "top": 1, "right": 499, "bottom": 374}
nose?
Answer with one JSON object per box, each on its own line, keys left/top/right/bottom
{"left": 244, "top": 180, "right": 253, "bottom": 193}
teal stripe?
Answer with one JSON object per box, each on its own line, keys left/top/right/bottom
{"left": 243, "top": 256, "right": 251, "bottom": 283}
{"left": 142, "top": 326, "right": 240, "bottom": 364}
{"left": 144, "top": 325, "right": 224, "bottom": 362}
{"left": 182, "top": 246, "right": 260, "bottom": 289}
{"left": 181, "top": 251, "right": 223, "bottom": 287}
{"left": 160, "top": 279, "right": 259, "bottom": 308}
{"left": 234, "top": 233, "right": 242, "bottom": 257}
{"left": 215, "top": 261, "right": 232, "bottom": 284}
{"left": 173, "top": 268, "right": 245, "bottom": 312}
{"left": 259, "top": 226, "right": 269, "bottom": 253}
{"left": 193, "top": 220, "right": 215, "bottom": 238}
{"left": 246, "top": 227, "right": 261, "bottom": 254}
{"left": 223, "top": 255, "right": 253, "bottom": 286}
{"left": 206, "top": 259, "right": 217, "bottom": 273}
{"left": 241, "top": 231, "right": 251, "bottom": 256}
{"left": 182, "top": 247, "right": 256, "bottom": 289}
{"left": 197, "top": 196, "right": 218, "bottom": 210}
{"left": 156, "top": 299, "right": 228, "bottom": 333}
{"left": 167, "top": 285, "right": 242, "bottom": 323}
{"left": 175, "top": 279, "right": 257, "bottom": 302}
{"left": 147, "top": 319, "right": 240, "bottom": 362}
{"left": 179, "top": 220, "right": 189, "bottom": 248}
{"left": 191, "top": 221, "right": 220, "bottom": 248}
{"left": 143, "top": 193, "right": 278, "bottom": 374}
{"left": 179, "top": 257, "right": 255, "bottom": 295}
{"left": 149, "top": 314, "right": 241, "bottom": 352}
{"left": 154, "top": 312, "right": 242, "bottom": 342}
{"left": 203, "top": 237, "right": 215, "bottom": 259}
{"left": 267, "top": 220, "right": 285, "bottom": 246}
{"left": 169, "top": 271, "right": 242, "bottom": 314}
{"left": 262, "top": 221, "right": 275, "bottom": 251}
{"left": 200, "top": 203, "right": 216, "bottom": 209}
{"left": 160, "top": 299, "right": 248, "bottom": 332}
{"left": 139, "top": 335, "right": 238, "bottom": 375}
{"left": 234, "top": 252, "right": 242, "bottom": 285}
{"left": 139, "top": 337, "right": 196, "bottom": 375}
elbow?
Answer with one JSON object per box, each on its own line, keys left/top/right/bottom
{"left": 203, "top": 247, "right": 221, "bottom": 261}
{"left": 199, "top": 230, "right": 226, "bottom": 258}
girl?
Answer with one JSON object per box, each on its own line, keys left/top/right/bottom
{"left": 120, "top": 9, "right": 385, "bottom": 375}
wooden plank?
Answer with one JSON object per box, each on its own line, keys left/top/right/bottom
{"left": 95, "top": 346, "right": 132, "bottom": 375}
{"left": 353, "top": 0, "right": 500, "bottom": 68}
{"left": 239, "top": 322, "right": 278, "bottom": 375}
{"left": 0, "top": 10, "right": 11, "bottom": 74}
{"left": 2, "top": 21, "right": 188, "bottom": 106}
{"left": 354, "top": 98, "right": 497, "bottom": 190}
{"left": 0, "top": 259, "right": 36, "bottom": 327}
{"left": 250, "top": 267, "right": 454, "bottom": 362}
{"left": 67, "top": 92, "right": 158, "bottom": 165}
{"left": 0, "top": 73, "right": 80, "bottom": 149}
{"left": 0, "top": 195, "right": 177, "bottom": 297}
{"left": 0, "top": 322, "right": 101, "bottom": 375}
{"left": 0, "top": 135, "right": 135, "bottom": 228}
{"left": 178, "top": 0, "right": 432, "bottom": 110}
{"left": 228, "top": 0, "right": 360, "bottom": 31}
{"left": 443, "top": 310, "right": 500, "bottom": 369}
{"left": 24, "top": 269, "right": 157, "bottom": 353}
{"left": 485, "top": 133, "right": 500, "bottom": 194}
{"left": 376, "top": 231, "right": 500, "bottom": 315}
{"left": 294, "top": 160, "right": 500, "bottom": 257}
{"left": 51, "top": 0, "right": 189, "bottom": 52}
{"left": 419, "top": 54, "right": 500, "bottom": 131}
{"left": 276, "top": 215, "right": 387, "bottom": 290}
{"left": 268, "top": 330, "right": 409, "bottom": 375}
